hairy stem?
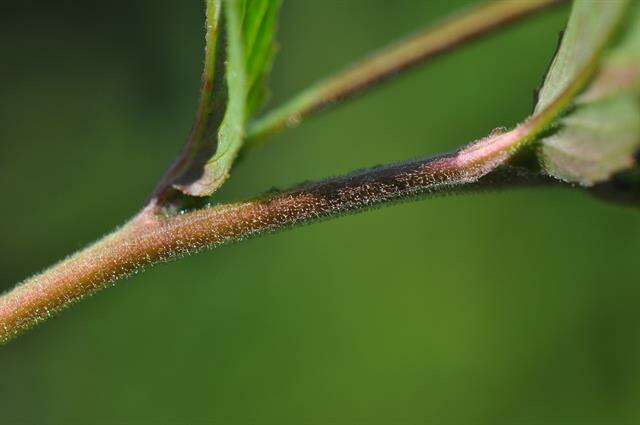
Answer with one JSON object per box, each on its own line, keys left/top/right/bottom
{"left": 0, "top": 70, "right": 581, "bottom": 344}
{"left": 0, "top": 149, "right": 557, "bottom": 345}
{"left": 2, "top": 0, "right": 610, "bottom": 344}
{"left": 246, "top": 0, "right": 567, "bottom": 141}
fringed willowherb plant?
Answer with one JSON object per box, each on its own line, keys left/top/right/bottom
{"left": 1, "top": 0, "right": 639, "bottom": 345}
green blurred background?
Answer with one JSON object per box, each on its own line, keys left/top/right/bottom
{"left": 2, "top": 1, "right": 640, "bottom": 423}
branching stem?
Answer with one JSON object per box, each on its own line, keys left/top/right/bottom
{"left": 0, "top": 0, "right": 576, "bottom": 344}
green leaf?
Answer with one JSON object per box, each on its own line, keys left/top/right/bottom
{"left": 539, "top": 1, "right": 640, "bottom": 186}
{"left": 243, "top": 0, "right": 282, "bottom": 117}
{"left": 534, "top": 0, "right": 630, "bottom": 114}
{"left": 170, "top": 0, "right": 282, "bottom": 197}
{"left": 540, "top": 96, "right": 640, "bottom": 185}
{"left": 578, "top": 0, "right": 640, "bottom": 103}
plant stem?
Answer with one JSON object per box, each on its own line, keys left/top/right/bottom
{"left": 1, "top": 0, "right": 609, "bottom": 345}
{"left": 0, "top": 137, "right": 558, "bottom": 345}
{"left": 246, "top": 0, "right": 568, "bottom": 142}
{"left": 1, "top": 60, "right": 582, "bottom": 343}
{"left": 0, "top": 89, "right": 588, "bottom": 345}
